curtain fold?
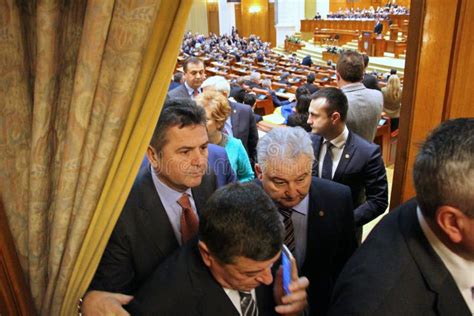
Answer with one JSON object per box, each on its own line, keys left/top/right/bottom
{"left": 0, "top": 0, "right": 192, "bottom": 314}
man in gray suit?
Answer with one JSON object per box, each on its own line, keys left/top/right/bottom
{"left": 167, "top": 56, "right": 206, "bottom": 100}
{"left": 336, "top": 50, "right": 383, "bottom": 142}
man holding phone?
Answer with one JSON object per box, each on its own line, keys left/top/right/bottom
{"left": 126, "top": 182, "right": 309, "bottom": 315}
{"left": 255, "top": 127, "right": 357, "bottom": 316}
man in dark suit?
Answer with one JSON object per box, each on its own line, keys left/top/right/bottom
{"left": 82, "top": 100, "right": 218, "bottom": 314}
{"left": 301, "top": 55, "right": 313, "bottom": 67}
{"left": 373, "top": 18, "right": 383, "bottom": 38}
{"left": 127, "top": 182, "right": 310, "bottom": 315}
{"left": 202, "top": 76, "right": 259, "bottom": 165}
{"left": 167, "top": 56, "right": 206, "bottom": 99}
{"left": 168, "top": 72, "right": 184, "bottom": 91}
{"left": 255, "top": 127, "right": 358, "bottom": 316}
{"left": 302, "top": 73, "right": 319, "bottom": 95}
{"left": 329, "top": 118, "right": 474, "bottom": 315}
{"left": 361, "top": 54, "right": 381, "bottom": 91}
{"left": 307, "top": 88, "right": 388, "bottom": 242}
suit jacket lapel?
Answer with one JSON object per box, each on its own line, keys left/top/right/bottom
{"left": 310, "top": 133, "right": 323, "bottom": 177}
{"left": 137, "top": 166, "right": 179, "bottom": 257}
{"left": 303, "top": 180, "right": 323, "bottom": 268}
{"left": 230, "top": 102, "right": 240, "bottom": 136}
{"left": 333, "top": 131, "right": 356, "bottom": 181}
{"left": 192, "top": 172, "right": 216, "bottom": 216}
{"left": 401, "top": 201, "right": 471, "bottom": 315}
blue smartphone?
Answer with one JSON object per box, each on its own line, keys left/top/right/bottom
{"left": 281, "top": 244, "right": 293, "bottom": 295}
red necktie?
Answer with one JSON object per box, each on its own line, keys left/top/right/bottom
{"left": 193, "top": 89, "right": 199, "bottom": 97}
{"left": 178, "top": 194, "right": 199, "bottom": 244}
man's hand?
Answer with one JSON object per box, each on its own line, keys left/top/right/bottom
{"left": 273, "top": 256, "right": 309, "bottom": 315}
{"left": 81, "top": 290, "right": 133, "bottom": 316}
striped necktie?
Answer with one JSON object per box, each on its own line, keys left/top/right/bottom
{"left": 321, "top": 141, "right": 334, "bottom": 179}
{"left": 278, "top": 208, "right": 296, "bottom": 254}
{"left": 239, "top": 291, "right": 258, "bottom": 316}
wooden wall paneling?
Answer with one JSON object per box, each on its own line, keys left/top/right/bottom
{"left": 240, "top": 0, "right": 269, "bottom": 42}
{"left": 268, "top": 2, "right": 276, "bottom": 47}
{"left": 443, "top": 0, "right": 474, "bottom": 119}
{"left": 207, "top": 2, "right": 220, "bottom": 35}
{"left": 235, "top": 3, "right": 243, "bottom": 35}
{"left": 390, "top": 0, "right": 474, "bottom": 208}
{"left": 0, "top": 199, "right": 36, "bottom": 315}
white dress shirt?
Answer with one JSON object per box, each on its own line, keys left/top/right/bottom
{"left": 223, "top": 288, "right": 257, "bottom": 315}
{"left": 417, "top": 207, "right": 474, "bottom": 314}
{"left": 151, "top": 166, "right": 197, "bottom": 245}
{"left": 318, "top": 126, "right": 349, "bottom": 179}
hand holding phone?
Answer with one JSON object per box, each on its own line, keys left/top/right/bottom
{"left": 281, "top": 244, "right": 293, "bottom": 294}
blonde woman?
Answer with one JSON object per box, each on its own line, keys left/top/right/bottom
{"left": 196, "top": 91, "right": 254, "bottom": 182}
{"left": 382, "top": 74, "right": 402, "bottom": 131}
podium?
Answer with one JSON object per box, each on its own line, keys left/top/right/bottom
{"left": 358, "top": 32, "right": 386, "bottom": 57}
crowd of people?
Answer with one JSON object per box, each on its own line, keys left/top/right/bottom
{"left": 79, "top": 32, "right": 474, "bottom": 316}
{"left": 321, "top": 4, "right": 409, "bottom": 20}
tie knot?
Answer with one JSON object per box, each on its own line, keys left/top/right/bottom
{"left": 279, "top": 208, "right": 293, "bottom": 219}
{"left": 193, "top": 89, "right": 199, "bottom": 96}
{"left": 325, "top": 141, "right": 334, "bottom": 150}
{"left": 239, "top": 291, "right": 252, "bottom": 300}
{"left": 177, "top": 194, "right": 192, "bottom": 210}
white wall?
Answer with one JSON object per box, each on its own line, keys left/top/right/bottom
{"left": 316, "top": 0, "right": 329, "bottom": 19}
{"left": 275, "top": 0, "right": 305, "bottom": 46}
{"left": 218, "top": 0, "right": 236, "bottom": 36}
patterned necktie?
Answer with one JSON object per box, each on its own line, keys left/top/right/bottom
{"left": 278, "top": 208, "right": 296, "bottom": 254}
{"left": 239, "top": 291, "right": 258, "bottom": 316}
{"left": 321, "top": 141, "right": 334, "bottom": 179}
{"left": 177, "top": 194, "right": 199, "bottom": 244}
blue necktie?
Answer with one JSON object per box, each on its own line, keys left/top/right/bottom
{"left": 321, "top": 141, "right": 334, "bottom": 179}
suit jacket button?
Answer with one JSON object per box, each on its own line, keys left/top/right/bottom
{"left": 345, "top": 154, "right": 350, "bottom": 159}
{"left": 319, "top": 211, "right": 324, "bottom": 217}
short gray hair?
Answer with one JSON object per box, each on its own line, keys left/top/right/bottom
{"left": 413, "top": 118, "right": 474, "bottom": 218}
{"left": 201, "top": 76, "right": 231, "bottom": 95}
{"left": 261, "top": 79, "right": 272, "bottom": 88}
{"left": 257, "top": 127, "right": 315, "bottom": 171}
{"left": 250, "top": 72, "right": 261, "bottom": 82}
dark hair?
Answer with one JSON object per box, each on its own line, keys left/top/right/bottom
{"left": 243, "top": 93, "right": 256, "bottom": 106}
{"left": 413, "top": 118, "right": 474, "bottom": 219}
{"left": 312, "top": 87, "right": 348, "bottom": 121}
{"left": 295, "top": 94, "right": 311, "bottom": 114}
{"left": 307, "top": 73, "right": 316, "bottom": 84}
{"left": 362, "top": 54, "right": 369, "bottom": 68}
{"left": 234, "top": 88, "right": 247, "bottom": 103}
{"left": 199, "top": 183, "right": 284, "bottom": 264}
{"left": 183, "top": 56, "right": 204, "bottom": 73}
{"left": 173, "top": 72, "right": 183, "bottom": 83}
{"left": 150, "top": 98, "right": 206, "bottom": 152}
{"left": 336, "top": 50, "right": 364, "bottom": 82}
{"left": 295, "top": 86, "right": 310, "bottom": 101}
{"left": 390, "top": 68, "right": 397, "bottom": 75}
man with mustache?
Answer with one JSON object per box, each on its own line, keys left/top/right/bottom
{"left": 255, "top": 127, "right": 357, "bottom": 316}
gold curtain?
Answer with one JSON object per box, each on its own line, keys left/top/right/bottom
{"left": 0, "top": 0, "right": 192, "bottom": 314}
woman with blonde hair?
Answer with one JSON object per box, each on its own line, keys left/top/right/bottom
{"left": 382, "top": 74, "right": 402, "bottom": 131}
{"left": 196, "top": 91, "right": 254, "bottom": 182}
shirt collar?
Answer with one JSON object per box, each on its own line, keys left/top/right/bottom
{"left": 324, "top": 125, "right": 349, "bottom": 149}
{"left": 292, "top": 194, "right": 309, "bottom": 216}
{"left": 150, "top": 165, "right": 193, "bottom": 207}
{"left": 341, "top": 82, "right": 365, "bottom": 92}
{"left": 184, "top": 81, "right": 200, "bottom": 96}
{"left": 417, "top": 207, "right": 474, "bottom": 293}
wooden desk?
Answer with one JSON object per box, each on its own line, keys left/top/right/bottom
{"left": 301, "top": 19, "right": 389, "bottom": 33}
{"left": 284, "top": 40, "right": 305, "bottom": 52}
{"left": 313, "top": 28, "right": 359, "bottom": 46}
{"left": 322, "top": 51, "right": 340, "bottom": 63}
{"left": 374, "top": 119, "right": 391, "bottom": 164}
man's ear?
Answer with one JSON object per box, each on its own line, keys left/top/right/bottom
{"left": 435, "top": 206, "right": 463, "bottom": 243}
{"left": 146, "top": 146, "right": 160, "bottom": 169}
{"left": 255, "top": 163, "right": 263, "bottom": 180}
{"left": 331, "top": 111, "right": 341, "bottom": 124}
{"left": 198, "top": 241, "right": 212, "bottom": 267}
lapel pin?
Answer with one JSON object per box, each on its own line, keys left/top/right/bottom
{"left": 319, "top": 211, "right": 324, "bottom": 217}
{"left": 345, "top": 154, "right": 350, "bottom": 159}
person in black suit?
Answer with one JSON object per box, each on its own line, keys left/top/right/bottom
{"left": 167, "top": 56, "right": 206, "bottom": 99}
{"left": 82, "top": 99, "right": 217, "bottom": 314}
{"left": 127, "top": 182, "right": 310, "bottom": 315}
{"left": 361, "top": 54, "right": 381, "bottom": 91}
{"left": 329, "top": 118, "right": 474, "bottom": 315}
{"left": 307, "top": 88, "right": 388, "bottom": 242}
{"left": 255, "top": 127, "right": 357, "bottom": 315}
{"left": 302, "top": 73, "right": 319, "bottom": 95}
{"left": 373, "top": 18, "right": 383, "bottom": 37}
{"left": 301, "top": 55, "right": 313, "bottom": 67}
{"left": 168, "top": 72, "right": 184, "bottom": 91}
{"left": 202, "top": 76, "right": 259, "bottom": 166}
